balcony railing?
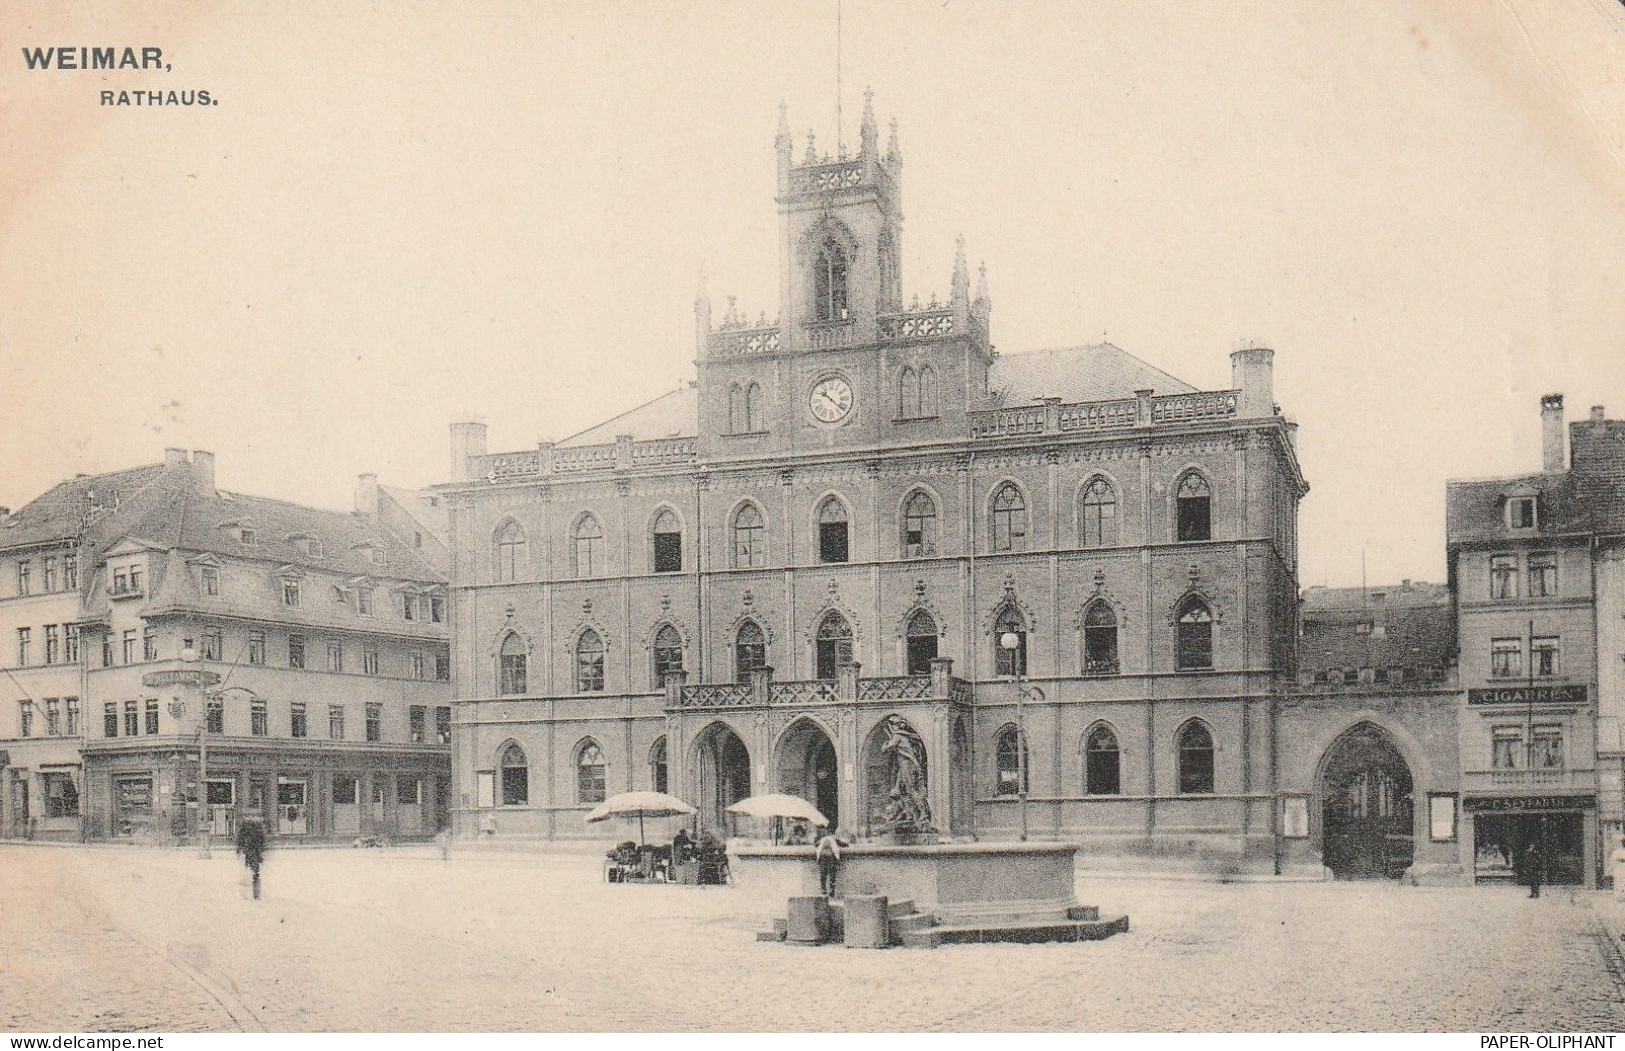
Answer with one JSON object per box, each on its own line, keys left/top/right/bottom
{"left": 1460, "top": 768, "right": 1596, "bottom": 795}
{"left": 469, "top": 436, "right": 699, "bottom": 482}
{"left": 970, "top": 389, "right": 1241, "bottom": 440}
{"left": 668, "top": 660, "right": 969, "bottom": 712}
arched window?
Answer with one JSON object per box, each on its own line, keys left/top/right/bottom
{"left": 575, "top": 629, "right": 605, "bottom": 693}
{"left": 498, "top": 633, "right": 527, "bottom": 696}
{"left": 1084, "top": 724, "right": 1121, "bottom": 796}
{"left": 735, "top": 620, "right": 766, "bottom": 683}
{"left": 1177, "top": 721, "right": 1215, "bottom": 794}
{"left": 499, "top": 742, "right": 528, "bottom": 806}
{"left": 732, "top": 504, "right": 766, "bottom": 568}
{"left": 728, "top": 383, "right": 743, "bottom": 435}
{"left": 649, "top": 737, "right": 668, "bottom": 794}
{"left": 1083, "top": 601, "right": 1119, "bottom": 675}
{"left": 995, "top": 725, "right": 1028, "bottom": 796}
{"left": 494, "top": 521, "right": 525, "bottom": 583}
{"left": 817, "top": 497, "right": 850, "bottom": 563}
{"left": 918, "top": 365, "right": 938, "bottom": 417}
{"left": 994, "top": 605, "right": 1027, "bottom": 677}
{"left": 814, "top": 612, "right": 853, "bottom": 680}
{"left": 652, "top": 509, "right": 682, "bottom": 574}
{"left": 577, "top": 741, "right": 607, "bottom": 804}
{"left": 745, "top": 382, "right": 762, "bottom": 433}
{"left": 899, "top": 367, "right": 919, "bottom": 419}
{"left": 572, "top": 514, "right": 604, "bottom": 578}
{"left": 903, "top": 490, "right": 937, "bottom": 558}
{"left": 991, "top": 484, "right": 1027, "bottom": 553}
{"left": 1176, "top": 472, "right": 1212, "bottom": 542}
{"left": 906, "top": 609, "right": 938, "bottom": 675}
{"left": 1176, "top": 598, "right": 1214, "bottom": 670}
{"left": 652, "top": 624, "right": 684, "bottom": 687}
{"left": 813, "top": 239, "right": 849, "bottom": 322}
{"left": 1081, "top": 477, "right": 1117, "bottom": 548}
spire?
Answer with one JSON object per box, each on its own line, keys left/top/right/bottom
{"left": 860, "top": 86, "right": 878, "bottom": 158}
{"left": 775, "top": 101, "right": 791, "bottom": 148}
{"left": 974, "top": 261, "right": 991, "bottom": 320}
{"left": 951, "top": 235, "right": 970, "bottom": 309}
{"left": 804, "top": 129, "right": 818, "bottom": 165}
{"left": 695, "top": 263, "right": 709, "bottom": 307}
{"left": 886, "top": 117, "right": 901, "bottom": 169}
{"left": 694, "top": 264, "right": 712, "bottom": 358}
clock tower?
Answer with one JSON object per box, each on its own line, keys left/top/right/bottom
{"left": 695, "top": 91, "right": 994, "bottom": 459}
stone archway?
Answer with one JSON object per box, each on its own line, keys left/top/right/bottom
{"left": 693, "top": 722, "right": 752, "bottom": 833}
{"left": 1319, "top": 722, "right": 1415, "bottom": 880}
{"left": 774, "top": 718, "right": 839, "bottom": 830}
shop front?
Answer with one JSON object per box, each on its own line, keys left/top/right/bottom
{"left": 1463, "top": 794, "right": 1596, "bottom": 887}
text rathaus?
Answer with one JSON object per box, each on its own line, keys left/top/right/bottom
{"left": 437, "top": 94, "right": 1307, "bottom": 871}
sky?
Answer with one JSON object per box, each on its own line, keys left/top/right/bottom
{"left": 2, "top": 0, "right": 1624, "bottom": 588}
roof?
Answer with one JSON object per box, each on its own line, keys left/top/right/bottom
{"left": 1445, "top": 471, "right": 1591, "bottom": 544}
{"left": 0, "top": 463, "right": 167, "bottom": 551}
{"left": 379, "top": 484, "right": 449, "bottom": 546}
{"left": 1298, "top": 582, "right": 1456, "bottom": 674}
{"left": 1300, "top": 581, "right": 1451, "bottom": 612}
{"left": 558, "top": 386, "right": 698, "bottom": 447}
{"left": 989, "top": 344, "right": 1197, "bottom": 405}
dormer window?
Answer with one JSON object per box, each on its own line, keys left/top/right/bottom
{"left": 332, "top": 585, "right": 347, "bottom": 605}
{"left": 201, "top": 565, "right": 220, "bottom": 596}
{"left": 357, "top": 587, "right": 374, "bottom": 617}
{"left": 240, "top": 527, "right": 257, "bottom": 546}
{"left": 282, "top": 578, "right": 302, "bottom": 608}
{"left": 1506, "top": 496, "right": 1537, "bottom": 530}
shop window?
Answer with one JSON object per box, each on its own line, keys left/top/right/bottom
{"left": 1177, "top": 721, "right": 1215, "bottom": 794}
{"left": 500, "top": 743, "right": 528, "bottom": 806}
{"left": 1176, "top": 473, "right": 1212, "bottom": 542}
{"left": 1085, "top": 724, "right": 1121, "bottom": 796}
{"left": 1083, "top": 601, "right": 1119, "bottom": 675}
{"left": 995, "top": 725, "right": 1028, "bottom": 796}
{"left": 817, "top": 498, "right": 850, "bottom": 564}
{"left": 652, "top": 510, "right": 683, "bottom": 573}
{"left": 43, "top": 773, "right": 79, "bottom": 818}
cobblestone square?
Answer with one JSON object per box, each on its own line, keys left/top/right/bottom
{"left": 2, "top": 844, "right": 1623, "bottom": 1033}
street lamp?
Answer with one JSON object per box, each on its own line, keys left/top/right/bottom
{"left": 999, "top": 630, "right": 1029, "bottom": 842}
{"left": 145, "top": 646, "right": 220, "bottom": 860}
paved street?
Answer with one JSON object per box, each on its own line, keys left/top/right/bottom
{"left": 2, "top": 843, "right": 1623, "bottom": 1033}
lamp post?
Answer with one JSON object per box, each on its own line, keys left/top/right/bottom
{"left": 999, "top": 631, "right": 1029, "bottom": 842}
{"left": 149, "top": 646, "right": 219, "bottom": 859}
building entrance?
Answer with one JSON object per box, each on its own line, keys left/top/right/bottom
{"left": 1473, "top": 811, "right": 1585, "bottom": 886}
{"left": 774, "top": 718, "right": 839, "bottom": 830}
{"left": 694, "top": 724, "right": 751, "bottom": 832}
{"left": 1319, "top": 723, "right": 1414, "bottom": 880}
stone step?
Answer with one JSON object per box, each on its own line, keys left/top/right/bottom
{"left": 886, "top": 899, "right": 916, "bottom": 919}
{"left": 1068, "top": 905, "right": 1100, "bottom": 922}
{"left": 889, "top": 912, "right": 936, "bottom": 935}
{"left": 899, "top": 915, "right": 1129, "bottom": 949}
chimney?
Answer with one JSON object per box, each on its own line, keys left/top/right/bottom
{"left": 355, "top": 473, "right": 379, "bottom": 516}
{"left": 164, "top": 447, "right": 187, "bottom": 466}
{"left": 1541, "top": 394, "right": 1565, "bottom": 472}
{"left": 449, "top": 416, "right": 488, "bottom": 482}
{"left": 1230, "top": 346, "right": 1275, "bottom": 419}
{"left": 1592, "top": 405, "right": 1607, "bottom": 425}
{"left": 191, "top": 450, "right": 216, "bottom": 491}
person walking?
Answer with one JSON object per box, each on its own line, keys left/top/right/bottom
{"left": 815, "top": 826, "right": 845, "bottom": 898}
{"left": 236, "top": 815, "right": 267, "bottom": 900}
{"left": 1521, "top": 837, "right": 1543, "bottom": 899}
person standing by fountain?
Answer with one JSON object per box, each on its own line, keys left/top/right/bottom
{"left": 815, "top": 826, "right": 845, "bottom": 898}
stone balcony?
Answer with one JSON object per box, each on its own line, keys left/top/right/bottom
{"left": 665, "top": 657, "right": 972, "bottom": 713}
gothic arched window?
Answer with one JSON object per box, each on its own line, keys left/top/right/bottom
{"left": 499, "top": 742, "right": 529, "bottom": 806}
{"left": 995, "top": 724, "right": 1028, "bottom": 797}
{"left": 745, "top": 382, "right": 762, "bottom": 433}
{"left": 732, "top": 503, "right": 766, "bottom": 568}
{"left": 1176, "top": 598, "right": 1214, "bottom": 670}
{"left": 498, "top": 633, "right": 527, "bottom": 696}
{"left": 903, "top": 490, "right": 937, "bottom": 558}
{"left": 817, "top": 497, "right": 850, "bottom": 564}
{"left": 918, "top": 365, "right": 938, "bottom": 417}
{"left": 1176, "top": 472, "right": 1212, "bottom": 542}
{"left": 1085, "top": 724, "right": 1121, "bottom": 796}
{"left": 1083, "top": 601, "right": 1119, "bottom": 675}
{"left": 814, "top": 612, "right": 853, "bottom": 680}
{"left": 899, "top": 367, "right": 918, "bottom": 418}
{"left": 577, "top": 741, "right": 607, "bottom": 804}
{"left": 649, "top": 737, "right": 668, "bottom": 794}
{"left": 573, "top": 514, "right": 604, "bottom": 578}
{"left": 494, "top": 521, "right": 525, "bottom": 583}
{"left": 728, "top": 383, "right": 743, "bottom": 435}
{"left": 734, "top": 620, "right": 766, "bottom": 683}
{"left": 991, "top": 484, "right": 1027, "bottom": 553}
{"left": 575, "top": 629, "right": 605, "bottom": 693}
{"left": 1177, "top": 721, "right": 1215, "bottom": 795}
{"left": 906, "top": 609, "right": 938, "bottom": 675}
{"left": 1081, "top": 477, "right": 1117, "bottom": 548}
{"left": 652, "top": 624, "right": 684, "bottom": 688}
{"left": 994, "top": 605, "right": 1027, "bottom": 678}
{"left": 652, "top": 509, "right": 682, "bottom": 574}
{"left": 813, "top": 239, "right": 849, "bottom": 322}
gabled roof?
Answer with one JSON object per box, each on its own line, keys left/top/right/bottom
{"left": 989, "top": 344, "right": 1197, "bottom": 406}
{"left": 558, "top": 386, "right": 698, "bottom": 447}
{"left": 1445, "top": 471, "right": 1591, "bottom": 543}
{"left": 379, "top": 484, "right": 449, "bottom": 545}
{"left": 1298, "top": 582, "right": 1456, "bottom": 674}
{"left": 0, "top": 463, "right": 167, "bottom": 551}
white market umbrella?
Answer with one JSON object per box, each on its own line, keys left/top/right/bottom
{"left": 726, "top": 793, "right": 828, "bottom": 826}
{"left": 584, "top": 791, "right": 697, "bottom": 846}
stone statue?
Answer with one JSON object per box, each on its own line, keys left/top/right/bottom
{"left": 873, "top": 714, "right": 936, "bottom": 836}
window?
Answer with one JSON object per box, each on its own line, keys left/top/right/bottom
{"left": 1085, "top": 724, "right": 1122, "bottom": 796}
{"left": 101, "top": 636, "right": 113, "bottom": 668}
{"left": 573, "top": 514, "right": 604, "bottom": 578}
{"left": 42, "top": 557, "right": 56, "bottom": 592}
{"left": 577, "top": 742, "right": 607, "bottom": 804}
{"left": 43, "top": 625, "right": 59, "bottom": 665}
{"left": 410, "top": 651, "right": 426, "bottom": 680}
{"left": 1490, "top": 555, "right": 1519, "bottom": 600}
{"left": 246, "top": 631, "right": 265, "bottom": 665}
{"left": 128, "top": 565, "right": 142, "bottom": 593}
{"left": 63, "top": 554, "right": 77, "bottom": 590}
{"left": 653, "top": 624, "right": 684, "bottom": 687}
{"left": 732, "top": 504, "right": 767, "bottom": 568}
{"left": 104, "top": 702, "right": 118, "bottom": 738}
{"left": 402, "top": 594, "right": 416, "bottom": 621}
{"left": 44, "top": 698, "right": 60, "bottom": 735}
{"left": 240, "top": 527, "right": 257, "bottom": 546}
{"left": 995, "top": 725, "right": 1028, "bottom": 796}
{"left": 902, "top": 491, "right": 937, "bottom": 558}
{"left": 906, "top": 610, "right": 938, "bottom": 675}
{"left": 1081, "top": 478, "right": 1118, "bottom": 548}
{"left": 991, "top": 484, "right": 1027, "bottom": 553}
{"left": 651, "top": 510, "right": 683, "bottom": 573}
{"left": 282, "top": 578, "right": 301, "bottom": 607}
{"left": 918, "top": 365, "right": 938, "bottom": 417}
{"left": 430, "top": 596, "right": 444, "bottom": 623}
{"left": 17, "top": 560, "right": 29, "bottom": 596}
{"left": 1532, "top": 636, "right": 1560, "bottom": 677}
{"left": 63, "top": 625, "right": 79, "bottom": 664}
{"left": 327, "top": 642, "right": 344, "bottom": 673}
{"left": 201, "top": 631, "right": 222, "bottom": 661}
{"left": 814, "top": 613, "right": 853, "bottom": 680}
{"left": 144, "top": 698, "right": 159, "bottom": 735}
{"left": 1531, "top": 725, "right": 1564, "bottom": 769}
{"left": 123, "top": 700, "right": 138, "bottom": 737}
{"left": 206, "top": 695, "right": 223, "bottom": 734}
{"left": 735, "top": 621, "right": 766, "bottom": 682}
{"left": 994, "top": 605, "right": 1027, "bottom": 677}
{"left": 290, "top": 703, "right": 307, "bottom": 738}
{"left": 1355, "top": 621, "right": 1374, "bottom": 636}
{"left": 813, "top": 238, "right": 849, "bottom": 321}
{"left": 499, "top": 633, "right": 527, "bottom": 695}
{"left": 366, "top": 703, "right": 382, "bottom": 742}
{"left": 899, "top": 365, "right": 938, "bottom": 420}
{"left": 43, "top": 773, "right": 78, "bottom": 818}
{"left": 1492, "top": 726, "right": 1523, "bottom": 769}
{"left": 16, "top": 627, "right": 30, "bottom": 667}
{"left": 142, "top": 628, "right": 157, "bottom": 662}
{"left": 332, "top": 585, "right": 348, "bottom": 605}
{"left": 356, "top": 587, "right": 374, "bottom": 617}
{"left": 121, "top": 629, "right": 135, "bottom": 664}
{"left": 327, "top": 704, "right": 345, "bottom": 740}
{"left": 64, "top": 697, "right": 79, "bottom": 735}
{"left": 1176, "top": 473, "right": 1212, "bottom": 542}
{"left": 500, "top": 743, "right": 528, "bottom": 806}
{"left": 201, "top": 565, "right": 220, "bottom": 596}
{"left": 1175, "top": 599, "right": 1214, "bottom": 670}
{"left": 18, "top": 701, "right": 32, "bottom": 738}
{"left": 251, "top": 699, "right": 268, "bottom": 736}
{"left": 363, "top": 648, "right": 379, "bottom": 676}
{"left": 1177, "top": 721, "right": 1215, "bottom": 794}
{"left": 1083, "top": 601, "right": 1119, "bottom": 675}
{"left": 650, "top": 737, "right": 668, "bottom": 793}
{"left": 1490, "top": 638, "right": 1522, "bottom": 679}
{"left": 817, "top": 498, "right": 850, "bottom": 563}
{"left": 409, "top": 705, "right": 426, "bottom": 744}
{"left": 729, "top": 382, "right": 764, "bottom": 435}
{"left": 288, "top": 634, "right": 306, "bottom": 669}
{"left": 435, "top": 706, "right": 451, "bottom": 745}
{"left": 1528, "top": 553, "right": 1557, "bottom": 598}
{"left": 576, "top": 630, "right": 605, "bottom": 692}
{"left": 435, "top": 653, "right": 451, "bottom": 681}
{"left": 494, "top": 521, "right": 526, "bottom": 583}
{"left": 1507, "top": 496, "right": 1537, "bottom": 530}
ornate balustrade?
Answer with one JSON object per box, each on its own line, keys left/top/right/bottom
{"left": 804, "top": 319, "right": 856, "bottom": 350}
{"left": 790, "top": 159, "right": 865, "bottom": 194}
{"left": 709, "top": 325, "right": 781, "bottom": 358}
{"left": 673, "top": 670, "right": 971, "bottom": 712}
{"left": 1151, "top": 390, "right": 1239, "bottom": 424}
{"left": 969, "top": 405, "right": 1047, "bottom": 439}
{"left": 676, "top": 683, "right": 754, "bottom": 709}
{"left": 770, "top": 680, "right": 839, "bottom": 706}
{"left": 469, "top": 436, "right": 697, "bottom": 482}
{"left": 552, "top": 445, "right": 618, "bottom": 474}
{"left": 876, "top": 308, "right": 955, "bottom": 342}
{"left": 630, "top": 437, "right": 699, "bottom": 467}
{"left": 969, "top": 389, "right": 1240, "bottom": 441}
{"left": 1058, "top": 398, "right": 1138, "bottom": 434}
{"left": 855, "top": 676, "right": 934, "bottom": 701}
{"left": 483, "top": 451, "right": 542, "bottom": 480}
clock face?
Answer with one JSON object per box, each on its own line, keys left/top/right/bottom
{"left": 809, "top": 376, "right": 854, "bottom": 423}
